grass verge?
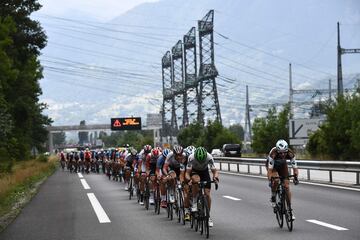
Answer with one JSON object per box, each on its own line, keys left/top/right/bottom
{"left": 0, "top": 155, "right": 57, "bottom": 232}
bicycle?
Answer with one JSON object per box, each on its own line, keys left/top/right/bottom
{"left": 128, "top": 170, "right": 134, "bottom": 200}
{"left": 175, "top": 182, "right": 186, "bottom": 225}
{"left": 271, "top": 175, "right": 297, "bottom": 232}
{"left": 144, "top": 175, "right": 152, "bottom": 210}
{"left": 190, "top": 180, "right": 218, "bottom": 239}
{"left": 153, "top": 178, "right": 161, "bottom": 215}
{"left": 166, "top": 179, "right": 176, "bottom": 220}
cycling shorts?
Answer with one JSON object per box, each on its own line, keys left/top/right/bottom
{"left": 191, "top": 168, "right": 211, "bottom": 189}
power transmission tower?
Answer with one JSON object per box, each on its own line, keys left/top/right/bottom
{"left": 183, "top": 27, "right": 198, "bottom": 126}
{"left": 337, "top": 22, "right": 360, "bottom": 96}
{"left": 161, "top": 51, "right": 174, "bottom": 143}
{"left": 197, "top": 10, "right": 222, "bottom": 124}
{"left": 171, "top": 40, "right": 184, "bottom": 132}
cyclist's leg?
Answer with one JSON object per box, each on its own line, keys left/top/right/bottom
{"left": 279, "top": 164, "right": 291, "bottom": 203}
{"left": 199, "top": 170, "right": 212, "bottom": 210}
{"left": 160, "top": 175, "right": 167, "bottom": 208}
{"left": 190, "top": 173, "right": 200, "bottom": 211}
{"left": 168, "top": 171, "right": 176, "bottom": 202}
{"left": 270, "top": 167, "right": 280, "bottom": 204}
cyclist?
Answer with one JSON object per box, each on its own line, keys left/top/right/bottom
{"left": 183, "top": 146, "right": 196, "bottom": 221}
{"left": 185, "top": 147, "right": 219, "bottom": 227}
{"left": 157, "top": 148, "right": 170, "bottom": 208}
{"left": 163, "top": 145, "right": 186, "bottom": 207}
{"left": 124, "top": 147, "right": 138, "bottom": 191}
{"left": 146, "top": 148, "right": 161, "bottom": 205}
{"left": 266, "top": 139, "right": 299, "bottom": 220}
{"left": 137, "top": 145, "right": 152, "bottom": 205}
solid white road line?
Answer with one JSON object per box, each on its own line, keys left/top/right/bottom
{"left": 80, "top": 179, "right": 90, "bottom": 190}
{"left": 220, "top": 171, "right": 360, "bottom": 192}
{"left": 306, "top": 219, "right": 349, "bottom": 231}
{"left": 87, "top": 193, "right": 111, "bottom": 223}
{"left": 223, "top": 195, "right": 241, "bottom": 201}
{"left": 77, "top": 173, "right": 84, "bottom": 178}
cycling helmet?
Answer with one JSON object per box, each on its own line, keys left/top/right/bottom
{"left": 187, "top": 145, "right": 196, "bottom": 155}
{"left": 173, "top": 145, "right": 183, "bottom": 155}
{"left": 143, "top": 144, "right": 152, "bottom": 154}
{"left": 162, "top": 148, "right": 170, "bottom": 158}
{"left": 151, "top": 149, "right": 160, "bottom": 158}
{"left": 130, "top": 147, "right": 137, "bottom": 156}
{"left": 276, "top": 139, "right": 288, "bottom": 152}
{"left": 195, "top": 147, "right": 207, "bottom": 162}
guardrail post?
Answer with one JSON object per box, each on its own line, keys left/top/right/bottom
{"left": 237, "top": 164, "right": 239, "bottom": 173}
{"left": 307, "top": 169, "right": 311, "bottom": 181}
{"left": 247, "top": 165, "right": 250, "bottom": 174}
{"left": 329, "top": 170, "right": 333, "bottom": 183}
{"left": 357, "top": 172, "right": 360, "bottom": 185}
{"left": 228, "top": 163, "right": 230, "bottom": 171}
{"left": 259, "top": 166, "right": 262, "bottom": 175}
{"left": 220, "top": 162, "right": 222, "bottom": 171}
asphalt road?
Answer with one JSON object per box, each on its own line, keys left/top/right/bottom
{"left": 1, "top": 169, "right": 359, "bottom": 240}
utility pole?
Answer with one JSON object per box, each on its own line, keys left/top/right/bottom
{"left": 289, "top": 63, "right": 293, "bottom": 117}
{"left": 244, "top": 85, "right": 252, "bottom": 143}
{"left": 328, "top": 79, "right": 332, "bottom": 102}
{"left": 337, "top": 22, "right": 360, "bottom": 96}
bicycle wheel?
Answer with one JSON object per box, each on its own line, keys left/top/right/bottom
{"left": 275, "top": 190, "right": 284, "bottom": 228}
{"left": 176, "top": 188, "right": 184, "bottom": 224}
{"left": 198, "top": 196, "right": 204, "bottom": 235}
{"left": 144, "top": 183, "right": 150, "bottom": 210}
{"left": 129, "top": 177, "right": 133, "bottom": 200}
{"left": 284, "top": 191, "right": 293, "bottom": 231}
{"left": 154, "top": 186, "right": 158, "bottom": 214}
{"left": 203, "top": 197, "right": 210, "bottom": 239}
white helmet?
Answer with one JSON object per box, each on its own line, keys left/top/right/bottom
{"left": 276, "top": 139, "right": 288, "bottom": 152}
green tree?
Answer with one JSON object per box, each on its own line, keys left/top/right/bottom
{"left": 177, "top": 121, "right": 241, "bottom": 151}
{"left": 177, "top": 122, "right": 204, "bottom": 147}
{"left": 307, "top": 88, "right": 360, "bottom": 160}
{"left": 228, "top": 124, "right": 244, "bottom": 141}
{"left": 0, "top": 1, "right": 50, "bottom": 160}
{"left": 252, "top": 105, "right": 290, "bottom": 153}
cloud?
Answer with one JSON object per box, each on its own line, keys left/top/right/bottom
{"left": 37, "top": 0, "right": 159, "bottom": 21}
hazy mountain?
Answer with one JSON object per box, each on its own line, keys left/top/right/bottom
{"left": 37, "top": 0, "right": 360, "bottom": 126}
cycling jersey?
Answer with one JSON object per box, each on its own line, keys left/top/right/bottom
{"left": 146, "top": 154, "right": 158, "bottom": 175}
{"left": 164, "top": 152, "right": 186, "bottom": 173}
{"left": 125, "top": 153, "right": 138, "bottom": 168}
{"left": 267, "top": 147, "right": 297, "bottom": 177}
{"left": 156, "top": 155, "right": 166, "bottom": 176}
{"left": 187, "top": 152, "right": 216, "bottom": 172}
{"left": 267, "top": 147, "right": 297, "bottom": 170}
{"left": 138, "top": 149, "right": 149, "bottom": 173}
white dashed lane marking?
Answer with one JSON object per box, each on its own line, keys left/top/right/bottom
{"left": 87, "top": 193, "right": 111, "bottom": 223}
{"left": 77, "top": 172, "right": 84, "bottom": 178}
{"left": 223, "top": 195, "right": 241, "bottom": 201}
{"left": 80, "top": 179, "right": 91, "bottom": 190}
{"left": 307, "top": 219, "right": 349, "bottom": 231}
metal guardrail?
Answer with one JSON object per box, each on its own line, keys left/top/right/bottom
{"left": 214, "top": 157, "right": 360, "bottom": 185}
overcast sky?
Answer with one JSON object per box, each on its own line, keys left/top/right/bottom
{"left": 37, "top": 0, "right": 159, "bottom": 21}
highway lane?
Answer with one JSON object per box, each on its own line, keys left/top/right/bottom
{"left": 1, "top": 169, "right": 359, "bottom": 240}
